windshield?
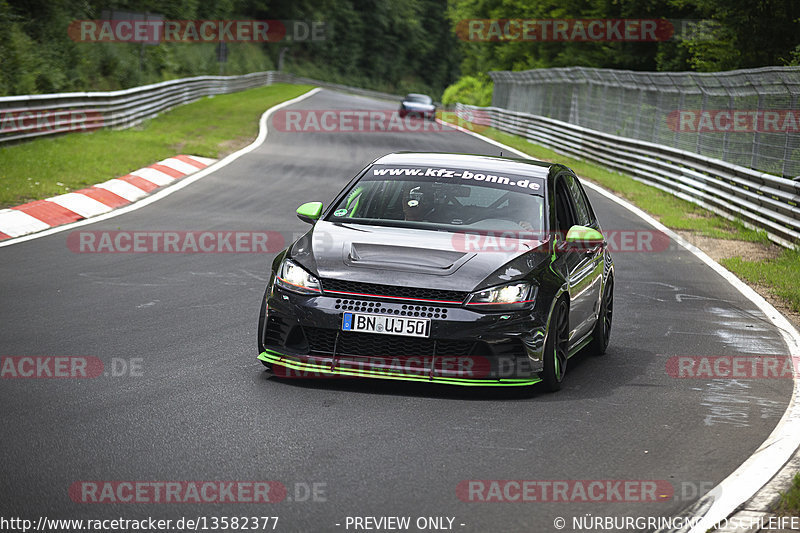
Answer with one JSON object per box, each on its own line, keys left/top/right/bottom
{"left": 328, "top": 173, "right": 545, "bottom": 234}
{"left": 404, "top": 94, "right": 432, "bottom": 104}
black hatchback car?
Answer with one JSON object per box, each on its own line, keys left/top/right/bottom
{"left": 258, "top": 153, "right": 613, "bottom": 391}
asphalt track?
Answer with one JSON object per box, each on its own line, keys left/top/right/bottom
{"left": 0, "top": 89, "right": 794, "bottom": 532}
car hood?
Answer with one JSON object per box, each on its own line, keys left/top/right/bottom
{"left": 402, "top": 102, "right": 435, "bottom": 112}
{"left": 291, "top": 221, "right": 549, "bottom": 292}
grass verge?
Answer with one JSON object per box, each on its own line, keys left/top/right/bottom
{"left": 721, "top": 249, "right": 800, "bottom": 313}
{"left": 776, "top": 473, "right": 800, "bottom": 516}
{"left": 441, "top": 118, "right": 800, "bottom": 314}
{"left": 0, "top": 83, "right": 314, "bottom": 208}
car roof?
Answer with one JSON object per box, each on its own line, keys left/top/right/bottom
{"left": 373, "top": 152, "right": 554, "bottom": 179}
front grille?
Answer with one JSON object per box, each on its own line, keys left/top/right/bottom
{"left": 334, "top": 299, "right": 450, "bottom": 319}
{"left": 321, "top": 279, "right": 468, "bottom": 304}
{"left": 305, "top": 327, "right": 337, "bottom": 355}
{"left": 304, "top": 327, "right": 475, "bottom": 358}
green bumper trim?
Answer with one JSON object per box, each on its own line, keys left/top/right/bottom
{"left": 258, "top": 350, "right": 542, "bottom": 387}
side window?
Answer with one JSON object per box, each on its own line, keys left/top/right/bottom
{"left": 578, "top": 183, "right": 598, "bottom": 225}
{"left": 554, "top": 178, "right": 577, "bottom": 235}
{"left": 565, "top": 174, "right": 592, "bottom": 227}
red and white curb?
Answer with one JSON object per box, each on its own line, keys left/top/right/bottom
{"left": 0, "top": 155, "right": 215, "bottom": 241}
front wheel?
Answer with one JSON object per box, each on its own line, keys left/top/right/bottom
{"left": 541, "top": 298, "right": 569, "bottom": 392}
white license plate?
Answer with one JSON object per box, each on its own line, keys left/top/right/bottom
{"left": 342, "top": 312, "right": 430, "bottom": 338}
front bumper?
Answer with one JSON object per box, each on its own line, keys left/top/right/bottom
{"left": 258, "top": 349, "right": 541, "bottom": 386}
{"left": 399, "top": 108, "right": 436, "bottom": 119}
{"left": 259, "top": 287, "right": 547, "bottom": 386}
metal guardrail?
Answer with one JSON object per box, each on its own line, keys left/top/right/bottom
{"left": 0, "top": 72, "right": 277, "bottom": 144}
{"left": 0, "top": 71, "right": 403, "bottom": 145}
{"left": 456, "top": 103, "right": 800, "bottom": 248}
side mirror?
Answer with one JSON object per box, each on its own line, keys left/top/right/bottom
{"left": 564, "top": 225, "right": 604, "bottom": 251}
{"left": 296, "top": 202, "right": 323, "bottom": 224}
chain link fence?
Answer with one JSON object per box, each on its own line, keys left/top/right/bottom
{"left": 490, "top": 66, "right": 800, "bottom": 179}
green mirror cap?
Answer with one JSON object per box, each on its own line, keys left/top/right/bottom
{"left": 296, "top": 202, "right": 323, "bottom": 221}
{"left": 565, "top": 225, "right": 603, "bottom": 243}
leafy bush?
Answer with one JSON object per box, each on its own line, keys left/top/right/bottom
{"left": 441, "top": 75, "right": 493, "bottom": 107}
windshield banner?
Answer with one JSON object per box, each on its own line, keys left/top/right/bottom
{"left": 367, "top": 165, "right": 545, "bottom": 194}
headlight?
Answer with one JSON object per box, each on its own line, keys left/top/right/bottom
{"left": 465, "top": 282, "right": 535, "bottom": 310}
{"left": 275, "top": 258, "right": 322, "bottom": 295}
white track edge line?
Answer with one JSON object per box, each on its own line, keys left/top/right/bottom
{"left": 0, "top": 87, "right": 322, "bottom": 248}
{"left": 438, "top": 118, "right": 800, "bottom": 532}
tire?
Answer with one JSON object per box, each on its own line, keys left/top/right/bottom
{"left": 541, "top": 298, "right": 569, "bottom": 392}
{"left": 588, "top": 276, "right": 613, "bottom": 356}
{"left": 257, "top": 286, "right": 271, "bottom": 368}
